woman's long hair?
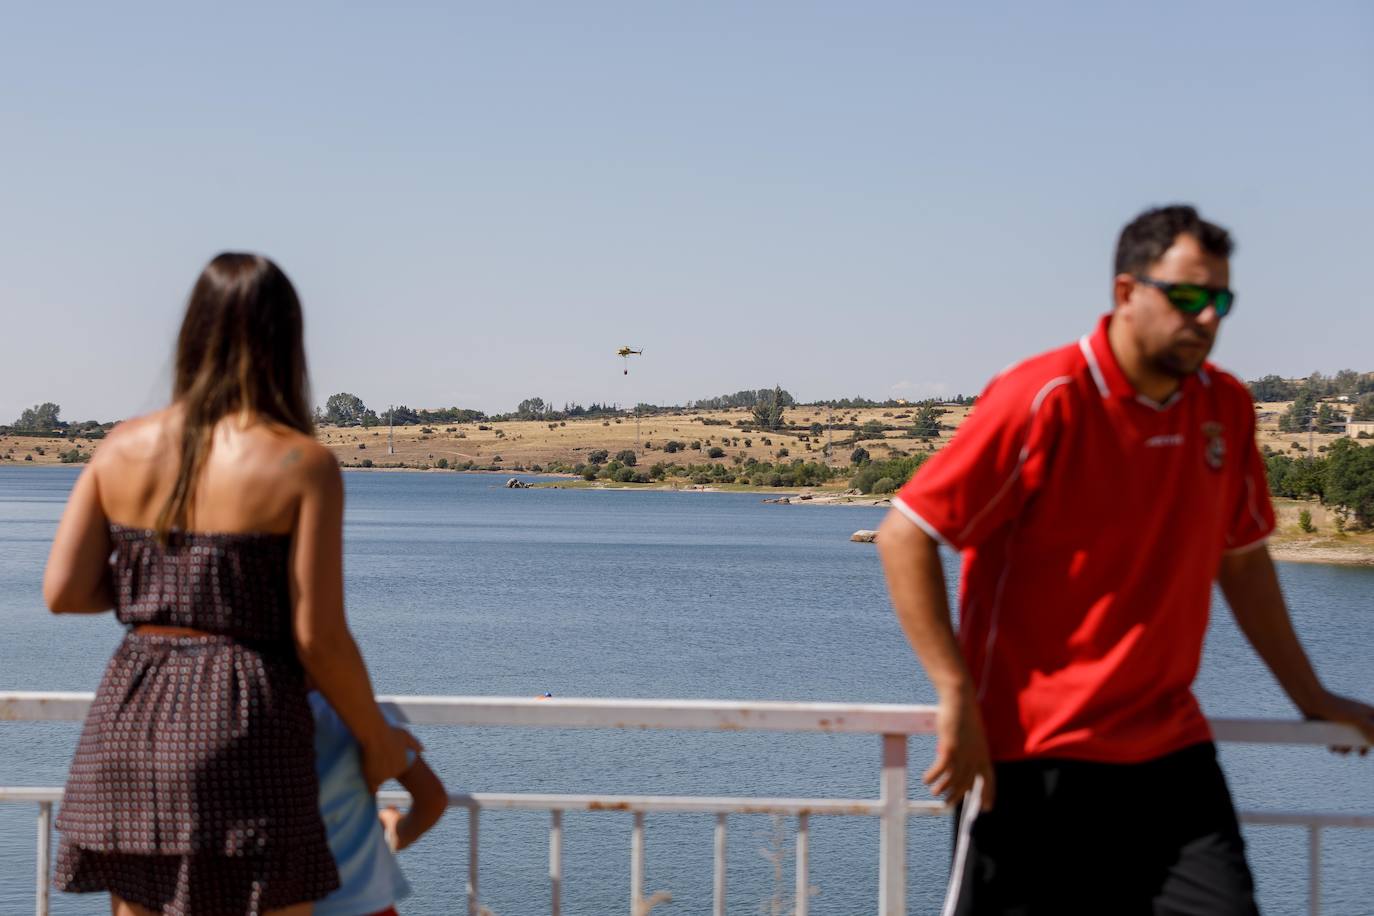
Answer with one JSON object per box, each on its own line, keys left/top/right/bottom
{"left": 156, "top": 253, "right": 314, "bottom": 537}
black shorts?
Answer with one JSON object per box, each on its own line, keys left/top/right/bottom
{"left": 946, "top": 742, "right": 1259, "bottom": 916}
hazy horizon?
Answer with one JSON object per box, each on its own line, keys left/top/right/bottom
{"left": 3, "top": 3, "right": 1371, "bottom": 422}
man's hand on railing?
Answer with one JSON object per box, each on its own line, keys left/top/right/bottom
{"left": 1302, "top": 690, "right": 1374, "bottom": 756}
{"left": 924, "top": 688, "right": 995, "bottom": 810}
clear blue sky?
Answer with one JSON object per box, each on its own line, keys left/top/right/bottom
{"left": 2, "top": 2, "right": 1371, "bottom": 421}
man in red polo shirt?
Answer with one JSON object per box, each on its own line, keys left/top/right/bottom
{"left": 877, "top": 205, "right": 1374, "bottom": 915}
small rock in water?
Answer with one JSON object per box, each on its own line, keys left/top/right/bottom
{"left": 505, "top": 477, "right": 529, "bottom": 489}
{"left": 851, "top": 529, "right": 878, "bottom": 543}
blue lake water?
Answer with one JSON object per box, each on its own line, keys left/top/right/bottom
{"left": 0, "top": 466, "right": 1371, "bottom": 914}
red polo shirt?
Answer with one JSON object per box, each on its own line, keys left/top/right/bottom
{"left": 893, "top": 315, "right": 1274, "bottom": 763}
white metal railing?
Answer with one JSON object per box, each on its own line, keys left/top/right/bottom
{"left": 1, "top": 691, "right": 1370, "bottom": 916}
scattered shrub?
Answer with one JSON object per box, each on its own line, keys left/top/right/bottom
{"left": 871, "top": 477, "right": 898, "bottom": 495}
{"left": 361, "top": 458, "right": 374, "bottom": 468}
{"left": 615, "top": 449, "right": 638, "bottom": 466}
{"left": 588, "top": 449, "right": 609, "bottom": 465}
{"left": 436, "top": 458, "right": 449, "bottom": 469}
{"left": 707, "top": 446, "right": 726, "bottom": 459}
{"left": 1298, "top": 509, "right": 1315, "bottom": 533}
{"left": 776, "top": 448, "right": 789, "bottom": 458}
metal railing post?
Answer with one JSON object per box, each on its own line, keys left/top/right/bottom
{"left": 795, "top": 812, "right": 810, "bottom": 916}
{"left": 631, "top": 810, "right": 645, "bottom": 914}
{"left": 550, "top": 809, "right": 563, "bottom": 916}
{"left": 1308, "top": 825, "right": 1321, "bottom": 916}
{"left": 467, "top": 807, "right": 480, "bottom": 916}
{"left": 713, "top": 813, "right": 727, "bottom": 916}
{"left": 879, "top": 734, "right": 907, "bottom": 915}
{"left": 36, "top": 801, "right": 52, "bottom": 916}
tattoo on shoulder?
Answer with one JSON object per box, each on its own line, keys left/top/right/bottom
{"left": 282, "top": 448, "right": 303, "bottom": 468}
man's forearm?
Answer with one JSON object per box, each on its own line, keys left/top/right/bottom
{"left": 876, "top": 509, "right": 972, "bottom": 697}
{"left": 1217, "top": 546, "right": 1325, "bottom": 713}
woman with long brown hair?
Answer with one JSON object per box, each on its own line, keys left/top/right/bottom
{"left": 43, "top": 253, "right": 417, "bottom": 915}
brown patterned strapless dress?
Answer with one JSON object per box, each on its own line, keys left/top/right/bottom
{"left": 54, "top": 524, "right": 339, "bottom": 915}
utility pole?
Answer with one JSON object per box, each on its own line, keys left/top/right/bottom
{"left": 388, "top": 405, "right": 395, "bottom": 455}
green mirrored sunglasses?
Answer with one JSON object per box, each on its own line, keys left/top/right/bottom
{"left": 1136, "top": 276, "right": 1235, "bottom": 317}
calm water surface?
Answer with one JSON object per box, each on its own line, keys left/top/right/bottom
{"left": 1, "top": 467, "right": 1371, "bottom": 914}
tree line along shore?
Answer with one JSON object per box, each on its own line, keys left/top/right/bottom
{"left": 4, "top": 376, "right": 1374, "bottom": 565}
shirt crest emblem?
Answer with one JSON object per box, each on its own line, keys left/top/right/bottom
{"left": 1202, "top": 421, "right": 1225, "bottom": 470}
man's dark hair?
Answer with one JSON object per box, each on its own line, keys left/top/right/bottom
{"left": 1114, "top": 205, "right": 1233, "bottom": 276}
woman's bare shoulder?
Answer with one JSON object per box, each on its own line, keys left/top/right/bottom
{"left": 259, "top": 426, "right": 339, "bottom": 486}
{"left": 90, "top": 408, "right": 178, "bottom": 469}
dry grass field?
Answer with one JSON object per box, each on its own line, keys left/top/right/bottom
{"left": 0, "top": 435, "right": 96, "bottom": 466}
{"left": 315, "top": 404, "right": 974, "bottom": 473}
{"left": 0, "top": 404, "right": 973, "bottom": 475}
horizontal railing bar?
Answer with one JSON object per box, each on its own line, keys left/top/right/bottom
{"left": 0, "top": 691, "right": 935, "bottom": 734}
{"left": 10, "top": 786, "right": 1372, "bottom": 828}
{"left": 0, "top": 693, "right": 91, "bottom": 723}
{"left": 380, "top": 790, "right": 949, "bottom": 817}
{"left": 0, "top": 786, "right": 933, "bottom": 818}
{"left": 1209, "top": 718, "right": 1371, "bottom": 747}
{"left": 3, "top": 691, "right": 1367, "bottom": 747}
{"left": 386, "top": 696, "right": 936, "bottom": 735}
{"left": 1240, "top": 811, "right": 1374, "bottom": 829}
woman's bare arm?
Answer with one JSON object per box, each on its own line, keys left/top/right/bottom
{"left": 291, "top": 445, "right": 418, "bottom": 789}
{"left": 44, "top": 462, "right": 115, "bottom": 614}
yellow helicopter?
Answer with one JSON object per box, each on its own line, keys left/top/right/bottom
{"left": 617, "top": 347, "right": 643, "bottom": 374}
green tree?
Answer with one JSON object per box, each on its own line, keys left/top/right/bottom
{"left": 516, "top": 397, "right": 547, "bottom": 419}
{"left": 324, "top": 393, "right": 367, "bottom": 426}
{"left": 1334, "top": 369, "right": 1362, "bottom": 396}
{"left": 614, "top": 449, "right": 637, "bottom": 466}
{"left": 1316, "top": 402, "right": 1342, "bottom": 433}
{"left": 911, "top": 403, "right": 945, "bottom": 438}
{"left": 850, "top": 446, "right": 870, "bottom": 465}
{"left": 1324, "top": 438, "right": 1374, "bottom": 527}
{"left": 587, "top": 449, "right": 609, "bottom": 465}
{"left": 1263, "top": 452, "right": 1326, "bottom": 500}
{"left": 15, "top": 402, "right": 61, "bottom": 431}
{"left": 751, "top": 386, "right": 787, "bottom": 430}
{"left": 860, "top": 420, "right": 885, "bottom": 440}
{"left": 1248, "top": 375, "right": 1299, "bottom": 402}
{"left": 1278, "top": 390, "right": 1316, "bottom": 433}
{"left": 1352, "top": 394, "right": 1374, "bottom": 422}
